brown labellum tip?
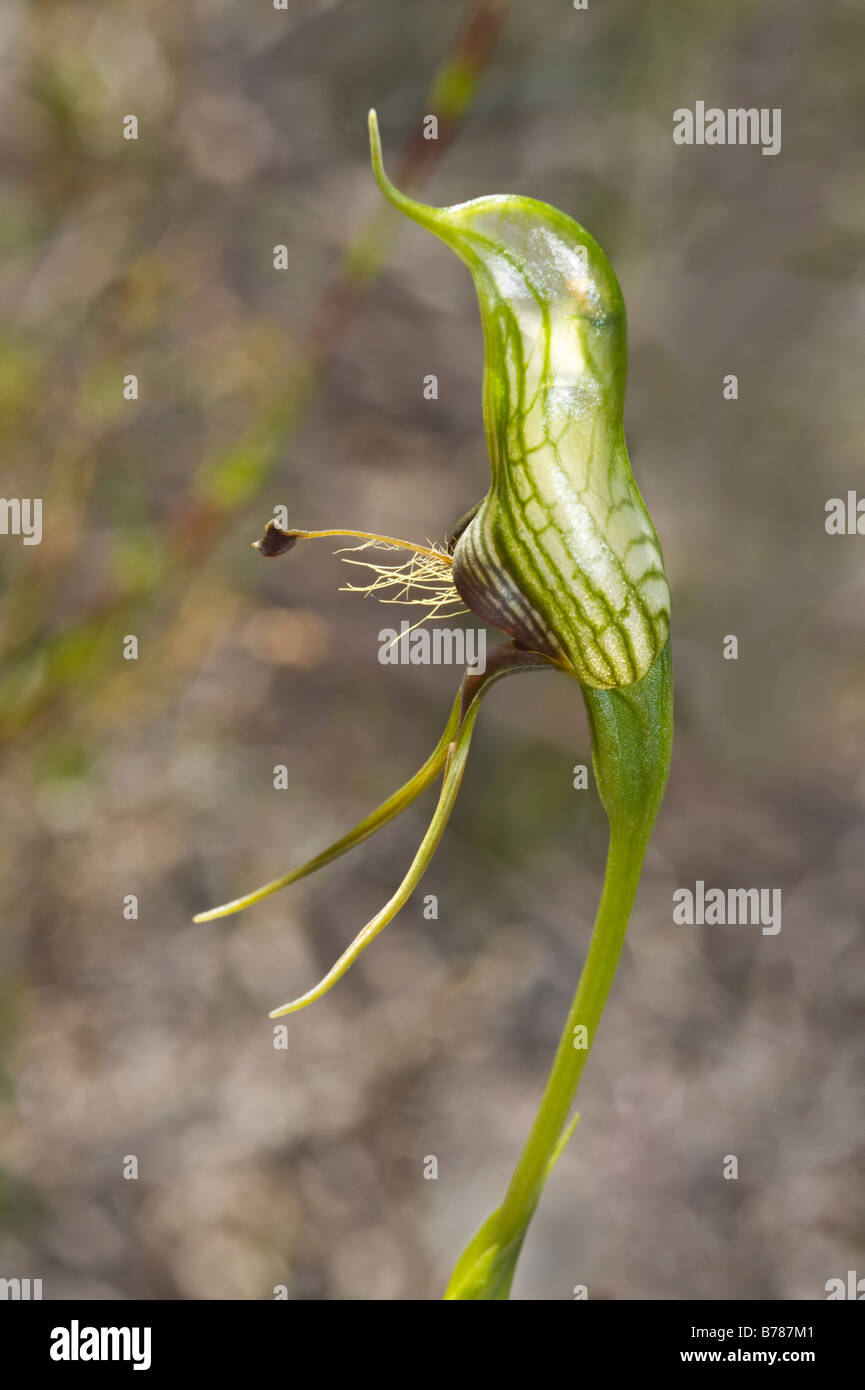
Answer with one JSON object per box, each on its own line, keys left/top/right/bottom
{"left": 254, "top": 521, "right": 301, "bottom": 557}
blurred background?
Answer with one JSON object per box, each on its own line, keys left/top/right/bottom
{"left": 1, "top": 0, "right": 863, "bottom": 1300}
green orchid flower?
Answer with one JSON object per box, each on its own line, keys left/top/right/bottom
{"left": 196, "top": 111, "right": 673, "bottom": 1300}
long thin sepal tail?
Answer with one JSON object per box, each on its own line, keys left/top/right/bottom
{"left": 193, "top": 693, "right": 462, "bottom": 923}
{"left": 268, "top": 692, "right": 484, "bottom": 1017}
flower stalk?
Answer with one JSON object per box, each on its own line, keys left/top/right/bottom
{"left": 445, "top": 641, "right": 672, "bottom": 1298}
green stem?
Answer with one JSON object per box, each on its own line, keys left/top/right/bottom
{"left": 443, "top": 830, "right": 649, "bottom": 1301}
{"left": 494, "top": 828, "right": 649, "bottom": 1245}
{"left": 444, "top": 641, "right": 672, "bottom": 1300}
